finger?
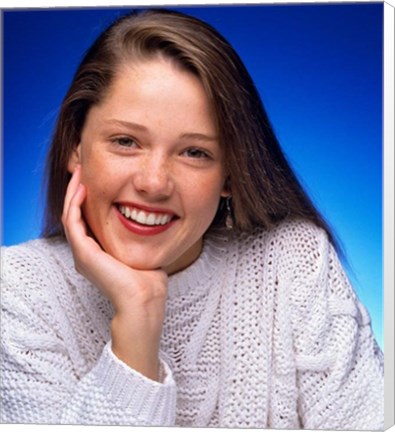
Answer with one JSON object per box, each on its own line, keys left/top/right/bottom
{"left": 63, "top": 183, "right": 88, "bottom": 246}
{"left": 62, "top": 165, "right": 82, "bottom": 223}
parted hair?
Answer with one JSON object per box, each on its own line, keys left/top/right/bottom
{"left": 43, "top": 8, "right": 336, "bottom": 247}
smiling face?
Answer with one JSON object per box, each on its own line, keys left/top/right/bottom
{"left": 68, "top": 57, "right": 228, "bottom": 274}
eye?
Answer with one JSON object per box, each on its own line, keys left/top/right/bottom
{"left": 182, "top": 147, "right": 211, "bottom": 159}
{"left": 112, "top": 136, "right": 138, "bottom": 148}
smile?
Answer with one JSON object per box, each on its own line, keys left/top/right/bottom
{"left": 118, "top": 205, "right": 174, "bottom": 226}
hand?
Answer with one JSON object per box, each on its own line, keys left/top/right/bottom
{"left": 62, "top": 165, "right": 168, "bottom": 381}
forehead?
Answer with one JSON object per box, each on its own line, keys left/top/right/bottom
{"left": 84, "top": 57, "right": 218, "bottom": 139}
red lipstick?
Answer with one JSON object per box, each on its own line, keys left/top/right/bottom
{"left": 115, "top": 203, "right": 177, "bottom": 236}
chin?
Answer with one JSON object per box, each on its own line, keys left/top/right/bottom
{"left": 116, "top": 254, "right": 162, "bottom": 271}
{"left": 111, "top": 248, "right": 168, "bottom": 271}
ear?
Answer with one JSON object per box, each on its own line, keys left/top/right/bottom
{"left": 220, "top": 177, "right": 232, "bottom": 198}
{"left": 67, "top": 144, "right": 81, "bottom": 174}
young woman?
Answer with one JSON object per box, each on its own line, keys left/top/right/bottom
{"left": 1, "top": 9, "right": 383, "bottom": 429}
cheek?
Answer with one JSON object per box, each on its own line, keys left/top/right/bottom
{"left": 184, "top": 172, "right": 225, "bottom": 218}
{"left": 83, "top": 175, "right": 111, "bottom": 206}
{"left": 80, "top": 153, "right": 120, "bottom": 199}
{"left": 80, "top": 160, "right": 120, "bottom": 222}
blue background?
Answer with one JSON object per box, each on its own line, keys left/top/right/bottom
{"left": 2, "top": 4, "right": 383, "bottom": 347}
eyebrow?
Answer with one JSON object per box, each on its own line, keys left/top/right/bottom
{"left": 180, "top": 132, "right": 218, "bottom": 142}
{"left": 106, "top": 119, "right": 148, "bottom": 132}
{"left": 106, "top": 119, "right": 218, "bottom": 142}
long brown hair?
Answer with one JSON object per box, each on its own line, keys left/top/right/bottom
{"left": 42, "top": 8, "right": 337, "bottom": 247}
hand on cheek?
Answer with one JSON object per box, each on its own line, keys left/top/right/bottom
{"left": 62, "top": 165, "right": 168, "bottom": 381}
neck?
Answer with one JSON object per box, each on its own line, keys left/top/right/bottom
{"left": 164, "top": 237, "right": 203, "bottom": 276}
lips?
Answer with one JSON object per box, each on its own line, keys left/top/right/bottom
{"left": 115, "top": 202, "right": 178, "bottom": 236}
{"left": 118, "top": 205, "right": 173, "bottom": 226}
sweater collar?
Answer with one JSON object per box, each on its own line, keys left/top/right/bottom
{"left": 167, "top": 228, "right": 230, "bottom": 298}
{"left": 50, "top": 227, "right": 230, "bottom": 299}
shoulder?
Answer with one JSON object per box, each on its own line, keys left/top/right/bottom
{"left": 259, "top": 219, "right": 360, "bottom": 322}
{"left": 266, "top": 218, "right": 331, "bottom": 279}
{"left": 1, "top": 236, "right": 68, "bottom": 260}
{"left": 220, "top": 219, "right": 332, "bottom": 302}
{"left": 2, "top": 237, "right": 72, "bottom": 281}
{"left": 232, "top": 218, "right": 351, "bottom": 303}
{"left": 266, "top": 217, "right": 329, "bottom": 253}
{"left": 233, "top": 218, "right": 330, "bottom": 270}
{"left": 1, "top": 237, "right": 75, "bottom": 308}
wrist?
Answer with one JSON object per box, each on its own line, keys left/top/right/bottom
{"left": 111, "top": 315, "right": 161, "bottom": 381}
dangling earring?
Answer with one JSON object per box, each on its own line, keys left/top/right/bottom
{"left": 225, "top": 196, "right": 234, "bottom": 230}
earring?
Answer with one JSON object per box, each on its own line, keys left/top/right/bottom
{"left": 225, "top": 196, "right": 234, "bottom": 230}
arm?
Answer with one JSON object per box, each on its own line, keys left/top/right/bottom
{"left": 290, "top": 232, "right": 383, "bottom": 430}
{"left": 62, "top": 165, "right": 168, "bottom": 382}
{"left": 61, "top": 342, "right": 176, "bottom": 425}
{"left": 1, "top": 165, "right": 177, "bottom": 425}
{"left": 1, "top": 286, "right": 176, "bottom": 425}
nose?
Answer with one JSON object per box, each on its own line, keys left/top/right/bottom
{"left": 133, "top": 153, "right": 174, "bottom": 199}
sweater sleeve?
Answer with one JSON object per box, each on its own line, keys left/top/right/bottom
{"left": 60, "top": 343, "right": 176, "bottom": 425}
{"left": 0, "top": 245, "right": 177, "bottom": 426}
{"left": 289, "top": 230, "right": 384, "bottom": 430}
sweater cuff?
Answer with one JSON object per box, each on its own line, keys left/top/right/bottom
{"left": 93, "top": 342, "right": 176, "bottom": 425}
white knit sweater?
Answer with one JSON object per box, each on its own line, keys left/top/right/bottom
{"left": 1, "top": 219, "right": 383, "bottom": 429}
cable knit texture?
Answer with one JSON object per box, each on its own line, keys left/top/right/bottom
{"left": 1, "top": 219, "right": 384, "bottom": 429}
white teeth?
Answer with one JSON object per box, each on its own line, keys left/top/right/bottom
{"left": 146, "top": 213, "right": 156, "bottom": 226}
{"left": 136, "top": 211, "right": 146, "bottom": 224}
{"left": 119, "top": 205, "right": 173, "bottom": 226}
{"left": 161, "top": 215, "right": 170, "bottom": 225}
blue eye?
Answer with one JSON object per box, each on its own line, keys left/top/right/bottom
{"left": 113, "top": 137, "right": 138, "bottom": 147}
{"left": 184, "top": 148, "right": 210, "bottom": 159}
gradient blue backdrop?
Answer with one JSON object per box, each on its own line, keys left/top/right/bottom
{"left": 2, "top": 4, "right": 383, "bottom": 347}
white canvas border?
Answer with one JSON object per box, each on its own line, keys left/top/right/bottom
{"left": 384, "top": 1, "right": 395, "bottom": 430}
{"left": 0, "top": 1, "right": 394, "bottom": 431}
